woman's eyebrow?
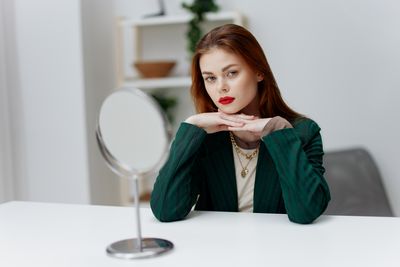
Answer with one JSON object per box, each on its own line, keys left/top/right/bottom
{"left": 222, "top": 64, "right": 239, "bottom": 72}
{"left": 201, "top": 71, "right": 214, "bottom": 75}
{"left": 202, "top": 64, "right": 239, "bottom": 75}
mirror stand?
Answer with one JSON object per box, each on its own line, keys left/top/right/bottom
{"left": 97, "top": 87, "right": 174, "bottom": 260}
{"left": 106, "top": 177, "right": 173, "bottom": 259}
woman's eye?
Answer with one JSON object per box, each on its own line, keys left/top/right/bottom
{"left": 227, "top": 71, "right": 238, "bottom": 78}
{"left": 205, "top": 76, "right": 216, "bottom": 83}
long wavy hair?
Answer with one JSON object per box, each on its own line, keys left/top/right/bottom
{"left": 190, "top": 24, "right": 303, "bottom": 123}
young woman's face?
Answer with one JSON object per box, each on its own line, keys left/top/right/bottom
{"left": 199, "top": 48, "right": 263, "bottom": 115}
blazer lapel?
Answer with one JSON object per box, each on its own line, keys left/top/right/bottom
{"left": 202, "top": 132, "right": 238, "bottom": 211}
{"left": 253, "top": 143, "right": 282, "bottom": 213}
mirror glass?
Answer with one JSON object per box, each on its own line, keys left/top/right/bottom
{"left": 97, "top": 87, "right": 171, "bottom": 177}
{"left": 96, "top": 87, "right": 173, "bottom": 259}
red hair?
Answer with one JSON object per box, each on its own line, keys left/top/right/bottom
{"left": 190, "top": 24, "right": 302, "bottom": 122}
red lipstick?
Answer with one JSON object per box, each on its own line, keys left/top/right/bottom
{"left": 218, "top": 96, "right": 235, "bottom": 105}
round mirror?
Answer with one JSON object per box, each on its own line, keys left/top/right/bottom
{"left": 96, "top": 87, "right": 173, "bottom": 259}
{"left": 96, "top": 87, "right": 171, "bottom": 178}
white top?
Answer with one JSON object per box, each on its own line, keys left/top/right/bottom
{"left": 1, "top": 201, "right": 400, "bottom": 267}
{"left": 232, "top": 146, "right": 258, "bottom": 212}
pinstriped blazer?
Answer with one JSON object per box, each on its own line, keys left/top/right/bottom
{"left": 150, "top": 118, "right": 331, "bottom": 224}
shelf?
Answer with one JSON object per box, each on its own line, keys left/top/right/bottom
{"left": 120, "top": 11, "right": 243, "bottom": 27}
{"left": 121, "top": 76, "right": 191, "bottom": 90}
{"left": 116, "top": 11, "right": 244, "bottom": 90}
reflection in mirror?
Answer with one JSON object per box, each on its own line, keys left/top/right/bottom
{"left": 96, "top": 87, "right": 173, "bottom": 259}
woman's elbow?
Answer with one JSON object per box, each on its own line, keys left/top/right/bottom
{"left": 150, "top": 200, "right": 187, "bottom": 222}
{"left": 288, "top": 198, "right": 330, "bottom": 224}
{"left": 288, "top": 213, "right": 319, "bottom": 224}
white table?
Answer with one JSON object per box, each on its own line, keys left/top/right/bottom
{"left": 0, "top": 201, "right": 399, "bottom": 267}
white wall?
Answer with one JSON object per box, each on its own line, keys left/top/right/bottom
{"left": 7, "top": 0, "right": 90, "bottom": 203}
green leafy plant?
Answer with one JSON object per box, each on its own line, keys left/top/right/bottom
{"left": 182, "top": 0, "right": 219, "bottom": 54}
{"left": 150, "top": 91, "right": 178, "bottom": 123}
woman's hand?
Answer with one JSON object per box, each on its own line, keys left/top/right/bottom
{"left": 185, "top": 112, "right": 255, "bottom": 134}
{"left": 227, "top": 116, "right": 293, "bottom": 138}
{"left": 185, "top": 112, "right": 292, "bottom": 139}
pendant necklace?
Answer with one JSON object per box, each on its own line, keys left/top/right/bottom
{"left": 229, "top": 132, "right": 259, "bottom": 178}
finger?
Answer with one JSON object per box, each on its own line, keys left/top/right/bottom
{"left": 222, "top": 120, "right": 245, "bottom": 127}
{"left": 237, "top": 113, "right": 256, "bottom": 120}
{"left": 219, "top": 114, "right": 244, "bottom": 123}
{"left": 218, "top": 109, "right": 256, "bottom": 120}
{"left": 220, "top": 114, "right": 255, "bottom": 124}
{"left": 218, "top": 116, "right": 244, "bottom": 127}
{"left": 227, "top": 126, "right": 247, "bottom": 131}
{"left": 216, "top": 125, "right": 230, "bottom": 131}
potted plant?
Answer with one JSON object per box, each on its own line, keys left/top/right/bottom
{"left": 182, "top": 0, "right": 219, "bottom": 54}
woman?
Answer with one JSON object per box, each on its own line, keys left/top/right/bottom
{"left": 150, "top": 24, "right": 330, "bottom": 224}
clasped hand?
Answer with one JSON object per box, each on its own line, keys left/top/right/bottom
{"left": 185, "top": 111, "right": 292, "bottom": 141}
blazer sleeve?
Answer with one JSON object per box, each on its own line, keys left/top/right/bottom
{"left": 150, "top": 122, "right": 207, "bottom": 222}
{"left": 262, "top": 119, "right": 331, "bottom": 224}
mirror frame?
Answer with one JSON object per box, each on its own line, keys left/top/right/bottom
{"left": 96, "top": 87, "right": 172, "bottom": 178}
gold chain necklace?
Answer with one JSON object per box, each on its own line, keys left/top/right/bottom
{"left": 229, "top": 132, "right": 259, "bottom": 178}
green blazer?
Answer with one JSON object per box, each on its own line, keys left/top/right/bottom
{"left": 150, "top": 118, "right": 330, "bottom": 224}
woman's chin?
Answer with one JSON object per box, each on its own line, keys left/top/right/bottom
{"left": 218, "top": 106, "right": 241, "bottom": 114}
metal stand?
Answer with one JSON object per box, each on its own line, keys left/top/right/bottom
{"left": 106, "top": 178, "right": 173, "bottom": 259}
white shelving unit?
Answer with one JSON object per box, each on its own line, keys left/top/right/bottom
{"left": 122, "top": 76, "right": 191, "bottom": 90}
{"left": 120, "top": 11, "right": 243, "bottom": 27}
{"left": 116, "top": 11, "right": 244, "bottom": 90}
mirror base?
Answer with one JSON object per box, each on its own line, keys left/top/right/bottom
{"left": 106, "top": 238, "right": 173, "bottom": 259}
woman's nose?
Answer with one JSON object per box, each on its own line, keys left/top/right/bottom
{"left": 217, "top": 79, "right": 229, "bottom": 94}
